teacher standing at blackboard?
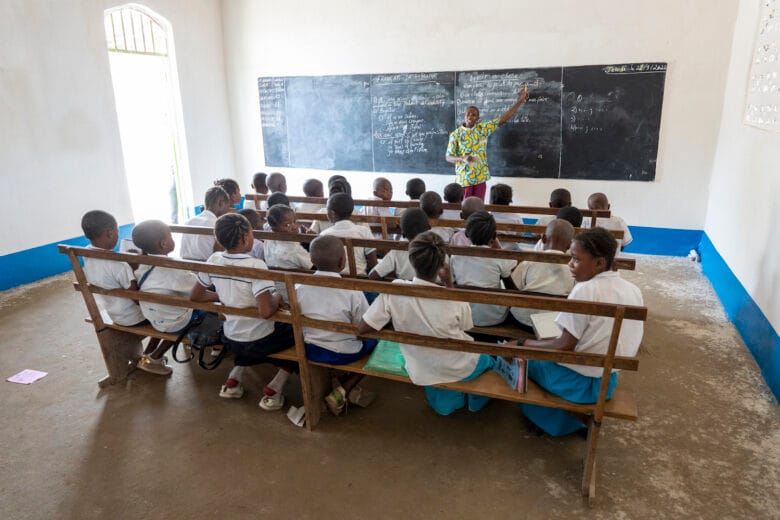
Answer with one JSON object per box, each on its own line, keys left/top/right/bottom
{"left": 445, "top": 87, "right": 530, "bottom": 200}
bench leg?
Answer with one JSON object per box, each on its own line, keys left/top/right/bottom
{"left": 95, "top": 328, "right": 143, "bottom": 386}
{"left": 301, "top": 363, "right": 330, "bottom": 431}
{"left": 581, "top": 416, "right": 600, "bottom": 506}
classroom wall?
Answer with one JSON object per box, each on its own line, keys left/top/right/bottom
{"left": 0, "top": 0, "right": 234, "bottom": 258}
{"left": 703, "top": 0, "right": 779, "bottom": 394}
{"left": 221, "top": 0, "right": 739, "bottom": 230}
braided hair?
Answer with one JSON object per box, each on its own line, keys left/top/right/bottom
{"left": 214, "top": 213, "right": 251, "bottom": 251}
{"left": 573, "top": 227, "right": 617, "bottom": 270}
{"left": 214, "top": 178, "right": 240, "bottom": 199}
{"left": 464, "top": 210, "right": 496, "bottom": 246}
{"left": 266, "top": 204, "right": 294, "bottom": 229}
{"left": 204, "top": 186, "right": 229, "bottom": 211}
{"left": 408, "top": 231, "right": 447, "bottom": 280}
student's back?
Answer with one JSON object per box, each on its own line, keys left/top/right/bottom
{"left": 180, "top": 187, "right": 231, "bottom": 260}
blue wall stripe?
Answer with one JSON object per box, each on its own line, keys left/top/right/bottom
{"left": 0, "top": 224, "right": 135, "bottom": 291}
{"left": 623, "top": 226, "right": 703, "bottom": 256}
{"left": 699, "top": 232, "right": 780, "bottom": 400}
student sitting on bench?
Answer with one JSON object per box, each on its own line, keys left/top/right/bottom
{"left": 489, "top": 183, "right": 524, "bottom": 250}
{"left": 298, "top": 178, "right": 325, "bottom": 213}
{"left": 536, "top": 188, "right": 572, "bottom": 228}
{"left": 180, "top": 186, "right": 232, "bottom": 261}
{"left": 320, "top": 193, "right": 377, "bottom": 276}
{"left": 296, "top": 235, "right": 377, "bottom": 416}
{"left": 359, "top": 231, "right": 496, "bottom": 416}
{"left": 514, "top": 227, "right": 643, "bottom": 437}
{"left": 449, "top": 196, "right": 484, "bottom": 247}
{"left": 238, "top": 209, "right": 265, "bottom": 260}
{"left": 583, "top": 192, "right": 633, "bottom": 249}
{"left": 243, "top": 172, "right": 267, "bottom": 210}
{"left": 405, "top": 178, "right": 426, "bottom": 200}
{"left": 214, "top": 178, "right": 242, "bottom": 209}
{"left": 441, "top": 182, "right": 464, "bottom": 220}
{"left": 368, "top": 207, "right": 431, "bottom": 281}
{"left": 191, "top": 213, "right": 296, "bottom": 411}
{"left": 420, "top": 191, "right": 454, "bottom": 243}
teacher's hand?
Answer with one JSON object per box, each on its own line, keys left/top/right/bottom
{"left": 519, "top": 85, "right": 530, "bottom": 104}
{"left": 465, "top": 154, "right": 477, "bottom": 164}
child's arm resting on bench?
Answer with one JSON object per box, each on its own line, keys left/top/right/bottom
{"left": 515, "top": 329, "right": 578, "bottom": 350}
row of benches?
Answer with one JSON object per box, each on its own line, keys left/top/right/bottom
{"left": 59, "top": 241, "right": 646, "bottom": 503}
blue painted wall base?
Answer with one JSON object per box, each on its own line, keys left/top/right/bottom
{"left": 0, "top": 224, "right": 135, "bottom": 291}
{"left": 699, "top": 233, "right": 779, "bottom": 401}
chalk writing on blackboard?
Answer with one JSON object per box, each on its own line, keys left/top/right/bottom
{"left": 745, "top": 0, "right": 780, "bottom": 130}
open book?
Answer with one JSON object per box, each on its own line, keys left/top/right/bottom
{"left": 530, "top": 311, "right": 562, "bottom": 340}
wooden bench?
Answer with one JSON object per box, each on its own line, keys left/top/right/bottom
{"left": 60, "top": 244, "right": 646, "bottom": 503}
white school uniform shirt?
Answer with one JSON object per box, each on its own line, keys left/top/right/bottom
{"left": 430, "top": 226, "right": 455, "bottom": 243}
{"left": 309, "top": 208, "right": 333, "bottom": 233}
{"left": 297, "top": 202, "right": 324, "bottom": 214}
{"left": 371, "top": 247, "right": 415, "bottom": 281}
{"left": 263, "top": 240, "right": 311, "bottom": 270}
{"left": 197, "top": 252, "right": 276, "bottom": 342}
{"left": 449, "top": 229, "right": 472, "bottom": 247}
{"left": 556, "top": 271, "right": 644, "bottom": 377}
{"left": 320, "top": 220, "right": 375, "bottom": 275}
{"left": 180, "top": 210, "right": 217, "bottom": 261}
{"left": 242, "top": 198, "right": 267, "bottom": 211}
{"left": 492, "top": 211, "right": 524, "bottom": 250}
{"left": 250, "top": 238, "right": 265, "bottom": 261}
{"left": 441, "top": 208, "right": 461, "bottom": 221}
{"left": 508, "top": 251, "right": 576, "bottom": 326}
{"left": 450, "top": 249, "right": 516, "bottom": 326}
{"left": 360, "top": 197, "right": 393, "bottom": 238}
{"left": 82, "top": 246, "right": 145, "bottom": 326}
{"left": 135, "top": 259, "right": 196, "bottom": 333}
{"left": 362, "top": 278, "right": 480, "bottom": 386}
{"left": 582, "top": 215, "right": 633, "bottom": 247}
{"left": 295, "top": 271, "right": 369, "bottom": 353}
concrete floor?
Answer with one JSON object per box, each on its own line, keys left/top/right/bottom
{"left": 0, "top": 255, "right": 778, "bottom": 519}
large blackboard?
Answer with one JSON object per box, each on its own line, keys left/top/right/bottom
{"left": 258, "top": 63, "right": 666, "bottom": 181}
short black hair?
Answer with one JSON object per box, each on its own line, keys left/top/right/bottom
{"left": 303, "top": 178, "right": 324, "bottom": 197}
{"left": 327, "top": 174, "right": 347, "bottom": 186}
{"left": 327, "top": 193, "right": 354, "bottom": 220}
{"left": 399, "top": 208, "right": 431, "bottom": 240}
{"left": 238, "top": 208, "right": 263, "bottom": 229}
{"left": 549, "top": 188, "right": 572, "bottom": 208}
{"left": 408, "top": 231, "right": 447, "bottom": 280}
{"left": 556, "top": 206, "right": 583, "bottom": 228}
{"left": 214, "top": 213, "right": 252, "bottom": 251}
{"left": 204, "top": 186, "right": 229, "bottom": 210}
{"left": 81, "top": 210, "right": 117, "bottom": 240}
{"left": 443, "top": 183, "right": 464, "bottom": 203}
{"left": 214, "top": 178, "right": 240, "bottom": 197}
{"left": 328, "top": 178, "right": 352, "bottom": 196}
{"left": 309, "top": 235, "right": 344, "bottom": 271}
{"left": 252, "top": 172, "right": 267, "bottom": 187}
{"left": 267, "top": 172, "right": 286, "bottom": 192}
{"left": 266, "top": 204, "right": 294, "bottom": 229}
{"left": 573, "top": 227, "right": 617, "bottom": 270}
{"left": 419, "top": 191, "right": 443, "bottom": 218}
{"left": 406, "top": 178, "right": 426, "bottom": 200}
{"left": 464, "top": 210, "right": 496, "bottom": 246}
{"left": 267, "top": 192, "right": 290, "bottom": 208}
{"left": 490, "top": 183, "right": 513, "bottom": 205}
{"left": 131, "top": 220, "right": 169, "bottom": 254}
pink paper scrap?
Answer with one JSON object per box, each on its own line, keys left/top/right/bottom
{"left": 6, "top": 369, "right": 48, "bottom": 385}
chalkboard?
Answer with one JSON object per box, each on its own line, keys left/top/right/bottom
{"left": 258, "top": 63, "right": 666, "bottom": 181}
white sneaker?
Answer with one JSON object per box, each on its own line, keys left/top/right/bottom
{"left": 136, "top": 355, "right": 172, "bottom": 376}
{"left": 219, "top": 382, "right": 244, "bottom": 399}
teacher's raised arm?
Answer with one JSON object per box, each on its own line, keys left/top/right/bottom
{"left": 445, "top": 85, "right": 530, "bottom": 200}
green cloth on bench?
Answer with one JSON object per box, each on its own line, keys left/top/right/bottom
{"left": 363, "top": 340, "right": 408, "bottom": 377}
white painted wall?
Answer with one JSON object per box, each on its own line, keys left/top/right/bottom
{"left": 0, "top": 0, "right": 234, "bottom": 255}
{"left": 221, "top": 0, "right": 738, "bottom": 229}
{"left": 704, "top": 0, "right": 780, "bottom": 330}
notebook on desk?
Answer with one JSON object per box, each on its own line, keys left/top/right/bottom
{"left": 530, "top": 312, "right": 562, "bottom": 340}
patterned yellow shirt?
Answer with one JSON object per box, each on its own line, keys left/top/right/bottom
{"left": 446, "top": 117, "right": 500, "bottom": 187}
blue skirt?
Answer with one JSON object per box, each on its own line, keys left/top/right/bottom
{"left": 520, "top": 360, "right": 618, "bottom": 437}
{"left": 305, "top": 338, "right": 378, "bottom": 365}
{"left": 424, "top": 354, "right": 496, "bottom": 416}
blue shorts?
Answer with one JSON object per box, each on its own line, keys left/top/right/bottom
{"left": 305, "top": 339, "right": 377, "bottom": 365}
{"left": 424, "top": 354, "right": 496, "bottom": 416}
{"left": 520, "top": 360, "right": 618, "bottom": 437}
{"left": 169, "top": 309, "right": 206, "bottom": 335}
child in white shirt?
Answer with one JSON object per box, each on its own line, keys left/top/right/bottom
{"left": 191, "top": 213, "right": 296, "bottom": 411}
{"left": 298, "top": 178, "right": 325, "bottom": 214}
{"left": 296, "top": 235, "right": 377, "bottom": 415}
{"left": 514, "top": 227, "right": 643, "bottom": 436}
{"left": 180, "top": 187, "right": 232, "bottom": 260}
{"left": 369, "top": 207, "right": 431, "bottom": 281}
{"left": 242, "top": 172, "right": 268, "bottom": 210}
{"left": 360, "top": 177, "right": 395, "bottom": 238}
{"left": 442, "top": 182, "right": 464, "bottom": 221}
{"left": 310, "top": 177, "right": 351, "bottom": 234}
{"left": 449, "top": 196, "right": 484, "bottom": 247}
{"left": 214, "top": 178, "right": 242, "bottom": 210}
{"left": 359, "top": 231, "right": 497, "bottom": 415}
{"left": 263, "top": 204, "right": 313, "bottom": 301}
{"left": 489, "top": 183, "right": 523, "bottom": 251}
{"left": 450, "top": 211, "right": 517, "bottom": 327}
{"left": 420, "top": 191, "right": 454, "bottom": 243}
{"left": 320, "top": 193, "right": 377, "bottom": 276}
{"left": 583, "top": 192, "right": 633, "bottom": 249}
{"left": 535, "top": 187, "right": 572, "bottom": 228}
{"left": 510, "top": 219, "right": 576, "bottom": 329}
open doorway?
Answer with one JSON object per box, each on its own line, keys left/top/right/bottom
{"left": 104, "top": 4, "right": 192, "bottom": 224}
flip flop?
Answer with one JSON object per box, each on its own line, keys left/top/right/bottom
{"left": 259, "top": 394, "right": 285, "bottom": 411}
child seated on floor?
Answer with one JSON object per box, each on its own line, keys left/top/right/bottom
{"left": 450, "top": 211, "right": 517, "bottom": 327}
{"left": 296, "top": 235, "right": 377, "bottom": 415}
{"left": 449, "top": 196, "right": 484, "bottom": 247}
{"left": 238, "top": 209, "right": 264, "bottom": 260}
{"left": 514, "top": 227, "right": 643, "bottom": 437}
{"left": 405, "top": 178, "right": 426, "bottom": 200}
{"left": 369, "top": 207, "right": 431, "bottom": 281}
{"left": 583, "top": 192, "right": 632, "bottom": 249}
{"left": 180, "top": 187, "right": 232, "bottom": 260}
{"left": 266, "top": 172, "right": 287, "bottom": 194}
{"left": 243, "top": 172, "right": 268, "bottom": 210}
{"left": 489, "top": 183, "right": 523, "bottom": 250}
{"left": 509, "top": 219, "right": 577, "bottom": 330}
{"left": 214, "top": 178, "right": 242, "bottom": 209}
{"left": 442, "top": 183, "right": 464, "bottom": 220}
{"left": 191, "top": 213, "right": 297, "bottom": 411}
{"left": 420, "top": 191, "right": 453, "bottom": 243}
{"left": 536, "top": 188, "right": 572, "bottom": 227}
{"left": 320, "top": 193, "right": 377, "bottom": 276}
{"left": 132, "top": 220, "right": 219, "bottom": 375}
{"left": 358, "top": 231, "right": 496, "bottom": 416}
